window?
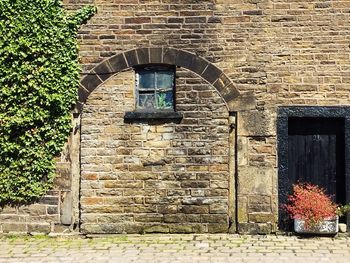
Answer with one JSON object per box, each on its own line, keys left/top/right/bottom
{"left": 135, "top": 65, "right": 175, "bottom": 111}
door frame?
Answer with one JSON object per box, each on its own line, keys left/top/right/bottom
{"left": 277, "top": 106, "right": 350, "bottom": 229}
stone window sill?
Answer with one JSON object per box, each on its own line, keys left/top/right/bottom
{"left": 124, "top": 111, "right": 183, "bottom": 122}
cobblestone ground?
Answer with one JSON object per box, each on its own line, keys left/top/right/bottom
{"left": 0, "top": 234, "right": 350, "bottom": 263}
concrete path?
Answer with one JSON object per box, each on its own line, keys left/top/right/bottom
{"left": 0, "top": 234, "right": 350, "bottom": 263}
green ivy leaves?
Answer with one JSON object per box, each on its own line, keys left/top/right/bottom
{"left": 0, "top": 0, "right": 95, "bottom": 204}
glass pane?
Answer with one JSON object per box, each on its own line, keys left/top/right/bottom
{"left": 156, "top": 71, "right": 174, "bottom": 90}
{"left": 156, "top": 91, "right": 173, "bottom": 109}
{"left": 138, "top": 71, "right": 155, "bottom": 90}
{"left": 138, "top": 93, "right": 156, "bottom": 109}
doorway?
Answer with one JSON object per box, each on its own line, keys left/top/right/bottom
{"left": 278, "top": 107, "right": 350, "bottom": 230}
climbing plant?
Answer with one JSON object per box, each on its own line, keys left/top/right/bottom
{"left": 0, "top": 0, "right": 95, "bottom": 204}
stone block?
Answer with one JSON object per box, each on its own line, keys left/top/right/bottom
{"left": 136, "top": 48, "right": 150, "bottom": 65}
{"left": 18, "top": 204, "right": 47, "bottom": 216}
{"left": 168, "top": 189, "right": 187, "bottom": 196}
{"left": 81, "top": 205, "right": 124, "bottom": 214}
{"left": 180, "top": 205, "right": 209, "bottom": 214}
{"left": 201, "top": 63, "right": 222, "bottom": 84}
{"left": 257, "top": 223, "right": 273, "bottom": 234}
{"left": 104, "top": 181, "right": 143, "bottom": 188}
{"left": 207, "top": 223, "right": 228, "bottom": 233}
{"left": 237, "top": 196, "right": 249, "bottom": 223}
{"left": 157, "top": 205, "right": 178, "bottom": 214}
{"left": 124, "top": 49, "right": 138, "bottom": 67}
{"left": 227, "top": 92, "right": 256, "bottom": 112}
{"left": 248, "top": 213, "right": 274, "bottom": 223}
{"left": 47, "top": 206, "right": 58, "bottom": 215}
{"left": 52, "top": 224, "right": 72, "bottom": 233}
{"left": 248, "top": 195, "right": 271, "bottom": 212}
{"left": 163, "top": 48, "right": 178, "bottom": 65}
{"left": 144, "top": 225, "right": 169, "bottom": 233}
{"left": 201, "top": 214, "right": 227, "bottom": 224}
{"left": 191, "top": 189, "right": 205, "bottom": 197}
{"left": 2, "top": 223, "right": 27, "bottom": 233}
{"left": 93, "top": 61, "right": 114, "bottom": 81}
{"left": 123, "top": 223, "right": 145, "bottom": 234}
{"left": 210, "top": 180, "right": 228, "bottom": 189}
{"left": 124, "top": 205, "right": 157, "bottom": 213}
{"left": 238, "top": 167, "right": 274, "bottom": 195}
{"left": 238, "top": 222, "right": 258, "bottom": 234}
{"left": 164, "top": 214, "right": 201, "bottom": 223}
{"left": 27, "top": 223, "right": 51, "bottom": 234}
{"left": 0, "top": 214, "right": 24, "bottom": 222}
{"left": 134, "top": 214, "right": 163, "bottom": 223}
{"left": 60, "top": 191, "right": 73, "bottom": 225}
{"left": 182, "top": 197, "right": 220, "bottom": 205}
{"left": 81, "top": 223, "right": 124, "bottom": 234}
{"left": 238, "top": 109, "right": 276, "bottom": 136}
{"left": 80, "top": 74, "right": 102, "bottom": 93}
{"left": 205, "top": 189, "right": 228, "bottom": 197}
{"left": 209, "top": 203, "right": 227, "bottom": 214}
{"left": 237, "top": 137, "right": 248, "bottom": 166}
{"left": 169, "top": 224, "right": 193, "bottom": 233}
{"left": 175, "top": 50, "right": 195, "bottom": 69}
{"left": 188, "top": 56, "right": 209, "bottom": 75}
{"left": 78, "top": 86, "right": 90, "bottom": 103}
{"left": 238, "top": 222, "right": 273, "bottom": 234}
{"left": 0, "top": 206, "right": 17, "bottom": 214}
{"left": 97, "top": 214, "right": 134, "bottom": 223}
{"left": 125, "top": 17, "right": 151, "bottom": 24}
{"left": 192, "top": 224, "right": 206, "bottom": 233}
{"left": 80, "top": 197, "right": 104, "bottom": 206}
{"left": 181, "top": 181, "right": 210, "bottom": 189}
{"left": 108, "top": 53, "right": 128, "bottom": 73}
{"left": 149, "top": 47, "right": 162, "bottom": 63}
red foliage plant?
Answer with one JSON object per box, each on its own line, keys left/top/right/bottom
{"left": 282, "top": 183, "right": 337, "bottom": 228}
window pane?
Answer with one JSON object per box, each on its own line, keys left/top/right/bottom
{"left": 156, "top": 91, "right": 173, "bottom": 109}
{"left": 138, "top": 71, "right": 155, "bottom": 89}
{"left": 156, "top": 71, "right": 173, "bottom": 90}
{"left": 138, "top": 93, "right": 155, "bottom": 109}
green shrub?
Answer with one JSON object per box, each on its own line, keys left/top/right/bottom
{"left": 0, "top": 0, "right": 95, "bottom": 204}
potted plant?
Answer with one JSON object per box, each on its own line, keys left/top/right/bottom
{"left": 282, "top": 183, "right": 340, "bottom": 234}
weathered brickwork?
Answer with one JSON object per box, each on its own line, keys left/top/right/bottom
{"left": 73, "top": 0, "right": 350, "bottom": 234}
{"left": 80, "top": 69, "right": 230, "bottom": 233}
{"left": 1, "top": 0, "right": 350, "bottom": 234}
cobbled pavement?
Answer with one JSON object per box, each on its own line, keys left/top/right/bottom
{"left": 0, "top": 234, "right": 350, "bottom": 263}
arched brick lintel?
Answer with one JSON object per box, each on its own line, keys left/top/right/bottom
{"left": 77, "top": 47, "right": 243, "bottom": 112}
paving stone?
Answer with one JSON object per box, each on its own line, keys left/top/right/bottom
{"left": 1, "top": 234, "right": 350, "bottom": 262}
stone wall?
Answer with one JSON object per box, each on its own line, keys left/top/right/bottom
{"left": 1, "top": 0, "right": 350, "bottom": 234}
{"left": 71, "top": 0, "right": 350, "bottom": 234}
{"left": 80, "top": 69, "right": 230, "bottom": 233}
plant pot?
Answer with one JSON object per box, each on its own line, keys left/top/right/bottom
{"left": 294, "top": 216, "right": 339, "bottom": 234}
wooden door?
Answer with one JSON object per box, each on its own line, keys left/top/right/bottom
{"left": 288, "top": 117, "right": 346, "bottom": 205}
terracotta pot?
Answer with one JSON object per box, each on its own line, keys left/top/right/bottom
{"left": 294, "top": 216, "right": 338, "bottom": 234}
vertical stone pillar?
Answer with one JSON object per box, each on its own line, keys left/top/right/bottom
{"left": 59, "top": 114, "right": 81, "bottom": 228}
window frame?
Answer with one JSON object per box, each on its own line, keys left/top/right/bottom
{"left": 134, "top": 64, "right": 176, "bottom": 112}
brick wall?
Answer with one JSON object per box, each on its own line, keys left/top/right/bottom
{"left": 73, "top": 0, "right": 350, "bottom": 234}
{"left": 80, "top": 69, "right": 230, "bottom": 233}
{"left": 1, "top": 0, "right": 350, "bottom": 234}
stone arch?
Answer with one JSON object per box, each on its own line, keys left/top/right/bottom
{"left": 77, "top": 47, "right": 241, "bottom": 112}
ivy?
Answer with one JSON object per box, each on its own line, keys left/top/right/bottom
{"left": 0, "top": 0, "right": 95, "bottom": 204}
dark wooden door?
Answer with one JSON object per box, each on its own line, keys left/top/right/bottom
{"left": 288, "top": 118, "right": 345, "bottom": 205}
